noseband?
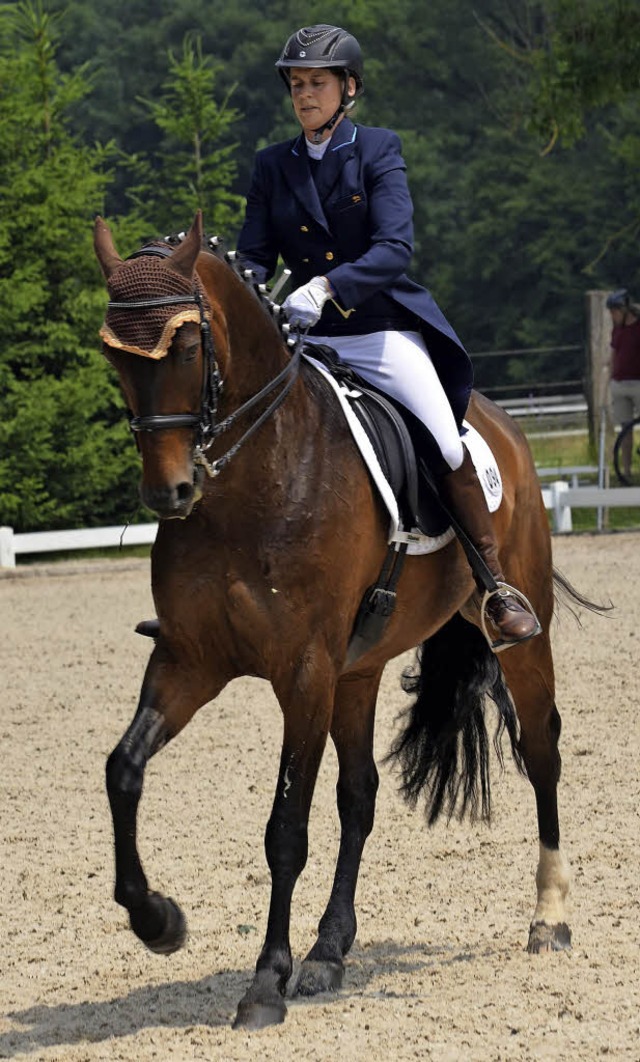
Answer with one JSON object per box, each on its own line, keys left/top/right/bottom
{"left": 107, "top": 245, "right": 301, "bottom": 478}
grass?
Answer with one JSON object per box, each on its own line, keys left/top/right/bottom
{"left": 526, "top": 431, "right": 594, "bottom": 469}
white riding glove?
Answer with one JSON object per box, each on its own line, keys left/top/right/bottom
{"left": 282, "top": 276, "right": 331, "bottom": 328}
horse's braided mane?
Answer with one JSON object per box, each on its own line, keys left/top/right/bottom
{"left": 140, "top": 231, "right": 295, "bottom": 349}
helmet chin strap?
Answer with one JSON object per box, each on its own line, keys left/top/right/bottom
{"left": 309, "top": 81, "right": 355, "bottom": 145}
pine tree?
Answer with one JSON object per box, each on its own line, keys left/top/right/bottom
{"left": 130, "top": 33, "right": 244, "bottom": 237}
{"left": 0, "top": 0, "right": 141, "bottom": 532}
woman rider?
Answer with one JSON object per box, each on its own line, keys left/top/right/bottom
{"left": 236, "top": 24, "right": 539, "bottom": 647}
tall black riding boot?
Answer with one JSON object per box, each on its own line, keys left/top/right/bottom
{"left": 440, "top": 448, "right": 541, "bottom": 648}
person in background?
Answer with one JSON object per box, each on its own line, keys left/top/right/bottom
{"left": 236, "top": 23, "right": 539, "bottom": 647}
{"left": 606, "top": 288, "right": 640, "bottom": 478}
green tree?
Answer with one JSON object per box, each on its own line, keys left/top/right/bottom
{"left": 522, "top": 0, "right": 640, "bottom": 148}
{"left": 130, "top": 33, "right": 244, "bottom": 235}
{"left": 0, "top": 1, "right": 140, "bottom": 531}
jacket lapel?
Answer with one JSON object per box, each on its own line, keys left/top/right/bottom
{"left": 313, "top": 119, "right": 358, "bottom": 204}
{"left": 281, "top": 133, "right": 330, "bottom": 234}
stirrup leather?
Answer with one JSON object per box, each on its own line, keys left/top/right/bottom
{"left": 480, "top": 582, "right": 542, "bottom": 653}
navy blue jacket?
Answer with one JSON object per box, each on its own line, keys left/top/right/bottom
{"left": 237, "top": 118, "right": 473, "bottom": 425}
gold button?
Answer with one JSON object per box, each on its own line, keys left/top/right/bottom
{"left": 325, "top": 251, "right": 334, "bottom": 261}
{"left": 300, "top": 225, "right": 309, "bottom": 232}
{"left": 352, "top": 194, "right": 362, "bottom": 203}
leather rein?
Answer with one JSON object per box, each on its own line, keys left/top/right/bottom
{"left": 107, "top": 244, "right": 301, "bottom": 478}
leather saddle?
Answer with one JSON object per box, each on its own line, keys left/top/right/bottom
{"left": 304, "top": 343, "right": 451, "bottom": 538}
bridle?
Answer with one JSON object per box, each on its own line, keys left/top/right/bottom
{"left": 106, "top": 245, "right": 301, "bottom": 478}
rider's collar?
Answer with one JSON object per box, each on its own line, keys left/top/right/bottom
{"left": 305, "top": 136, "right": 332, "bottom": 160}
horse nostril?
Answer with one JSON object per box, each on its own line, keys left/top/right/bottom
{"left": 176, "top": 482, "right": 194, "bottom": 504}
{"left": 140, "top": 481, "right": 195, "bottom": 518}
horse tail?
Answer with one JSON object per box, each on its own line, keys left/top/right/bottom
{"left": 385, "top": 611, "right": 525, "bottom": 826}
{"left": 553, "top": 566, "right": 612, "bottom": 619}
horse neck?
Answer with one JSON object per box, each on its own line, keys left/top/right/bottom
{"left": 200, "top": 255, "right": 296, "bottom": 405}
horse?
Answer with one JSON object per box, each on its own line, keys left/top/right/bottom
{"left": 94, "top": 210, "right": 593, "bottom": 1031}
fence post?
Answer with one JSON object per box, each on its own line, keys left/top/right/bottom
{"left": 0, "top": 526, "right": 16, "bottom": 568}
{"left": 585, "top": 290, "right": 612, "bottom": 452}
{"left": 549, "top": 482, "right": 572, "bottom": 533}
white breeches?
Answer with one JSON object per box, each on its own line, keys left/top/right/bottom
{"left": 307, "top": 330, "right": 464, "bottom": 471}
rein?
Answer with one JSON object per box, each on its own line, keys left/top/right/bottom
{"left": 108, "top": 245, "right": 301, "bottom": 478}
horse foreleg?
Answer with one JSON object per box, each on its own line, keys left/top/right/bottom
{"left": 233, "top": 668, "right": 334, "bottom": 1031}
{"left": 295, "top": 670, "right": 382, "bottom": 997}
{"left": 500, "top": 637, "right": 571, "bottom": 953}
{"left": 106, "top": 650, "right": 226, "bottom": 954}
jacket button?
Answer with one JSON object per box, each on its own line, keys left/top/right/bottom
{"left": 302, "top": 257, "right": 310, "bottom": 263}
{"left": 300, "top": 225, "right": 309, "bottom": 232}
{"left": 325, "top": 251, "right": 334, "bottom": 261}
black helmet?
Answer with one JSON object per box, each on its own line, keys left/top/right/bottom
{"left": 276, "top": 24, "right": 364, "bottom": 97}
{"left": 606, "top": 288, "right": 630, "bottom": 310}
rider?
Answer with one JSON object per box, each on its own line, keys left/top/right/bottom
{"left": 236, "top": 24, "right": 539, "bottom": 647}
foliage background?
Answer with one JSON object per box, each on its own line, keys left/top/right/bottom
{"left": 1, "top": 0, "right": 638, "bottom": 530}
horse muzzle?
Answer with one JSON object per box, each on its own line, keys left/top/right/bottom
{"left": 140, "top": 463, "right": 205, "bottom": 519}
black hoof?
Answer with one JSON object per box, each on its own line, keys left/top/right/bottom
{"left": 294, "top": 959, "right": 344, "bottom": 996}
{"left": 233, "top": 999, "right": 287, "bottom": 1030}
{"left": 129, "top": 893, "right": 187, "bottom": 955}
{"left": 135, "top": 619, "right": 160, "bottom": 639}
{"left": 527, "top": 920, "right": 572, "bottom": 954}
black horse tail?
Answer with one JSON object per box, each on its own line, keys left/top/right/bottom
{"left": 553, "top": 566, "right": 612, "bottom": 620}
{"left": 385, "top": 611, "right": 525, "bottom": 826}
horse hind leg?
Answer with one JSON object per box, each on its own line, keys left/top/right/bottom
{"left": 294, "top": 669, "right": 382, "bottom": 997}
{"left": 385, "top": 609, "right": 570, "bottom": 951}
{"left": 500, "top": 635, "right": 572, "bottom": 953}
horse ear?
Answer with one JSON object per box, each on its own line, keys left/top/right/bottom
{"left": 94, "top": 216, "right": 123, "bottom": 279}
{"left": 168, "top": 211, "right": 203, "bottom": 279}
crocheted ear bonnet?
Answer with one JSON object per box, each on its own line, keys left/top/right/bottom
{"left": 100, "top": 255, "right": 205, "bottom": 360}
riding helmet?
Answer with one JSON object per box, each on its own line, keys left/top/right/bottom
{"left": 276, "top": 24, "right": 364, "bottom": 97}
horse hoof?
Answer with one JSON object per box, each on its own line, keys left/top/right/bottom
{"left": 129, "top": 893, "right": 187, "bottom": 955}
{"left": 527, "top": 920, "right": 572, "bottom": 954}
{"left": 294, "top": 959, "right": 344, "bottom": 996}
{"left": 233, "top": 999, "right": 287, "bottom": 1030}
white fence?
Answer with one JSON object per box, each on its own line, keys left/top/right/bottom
{"left": 496, "top": 394, "right": 588, "bottom": 419}
{"left": 2, "top": 479, "right": 640, "bottom": 567}
{"left": 0, "top": 523, "right": 158, "bottom": 569}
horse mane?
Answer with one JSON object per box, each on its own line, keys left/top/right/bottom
{"left": 139, "top": 230, "right": 296, "bottom": 352}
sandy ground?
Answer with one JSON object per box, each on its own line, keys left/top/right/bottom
{"left": 1, "top": 533, "right": 639, "bottom": 1062}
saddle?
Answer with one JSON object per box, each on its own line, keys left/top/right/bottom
{"left": 304, "top": 343, "right": 451, "bottom": 539}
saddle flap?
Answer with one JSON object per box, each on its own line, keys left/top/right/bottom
{"left": 302, "top": 348, "right": 502, "bottom": 555}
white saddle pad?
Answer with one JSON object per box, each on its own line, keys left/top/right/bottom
{"left": 304, "top": 354, "right": 503, "bottom": 556}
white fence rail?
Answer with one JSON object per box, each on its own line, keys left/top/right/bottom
{"left": 496, "top": 394, "right": 588, "bottom": 418}
{"left": 0, "top": 523, "right": 158, "bottom": 569}
{"left": 2, "top": 480, "right": 640, "bottom": 567}
{"left": 540, "top": 483, "right": 640, "bottom": 533}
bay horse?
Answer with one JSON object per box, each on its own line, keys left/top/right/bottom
{"left": 94, "top": 210, "right": 586, "bottom": 1031}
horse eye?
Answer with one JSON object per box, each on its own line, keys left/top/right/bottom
{"left": 181, "top": 343, "right": 199, "bottom": 363}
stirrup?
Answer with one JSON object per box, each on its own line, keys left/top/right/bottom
{"left": 479, "top": 582, "right": 542, "bottom": 653}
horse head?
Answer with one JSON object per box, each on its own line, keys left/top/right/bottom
{"left": 95, "top": 211, "right": 215, "bottom": 518}
{"left": 95, "top": 211, "right": 302, "bottom": 521}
